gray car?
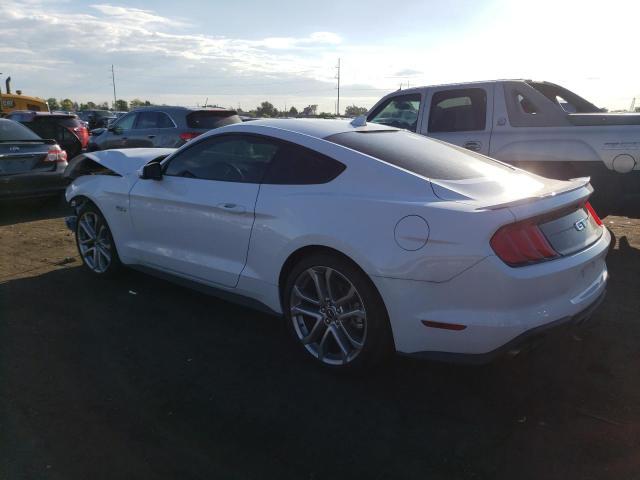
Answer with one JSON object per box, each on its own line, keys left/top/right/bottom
{"left": 88, "top": 106, "right": 241, "bottom": 151}
{"left": 0, "top": 119, "right": 68, "bottom": 199}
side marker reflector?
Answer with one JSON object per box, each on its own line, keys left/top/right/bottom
{"left": 421, "top": 320, "right": 467, "bottom": 331}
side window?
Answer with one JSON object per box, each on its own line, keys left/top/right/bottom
{"left": 428, "top": 88, "right": 487, "bottom": 132}
{"left": 164, "top": 135, "right": 279, "bottom": 183}
{"left": 156, "top": 112, "right": 175, "bottom": 128}
{"left": 263, "top": 144, "right": 346, "bottom": 185}
{"left": 114, "top": 113, "right": 136, "bottom": 130}
{"left": 555, "top": 95, "right": 577, "bottom": 113}
{"left": 368, "top": 94, "right": 421, "bottom": 132}
{"left": 134, "top": 111, "right": 175, "bottom": 129}
{"left": 517, "top": 93, "right": 538, "bottom": 114}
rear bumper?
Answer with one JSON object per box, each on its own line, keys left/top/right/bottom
{"left": 405, "top": 289, "right": 606, "bottom": 364}
{"left": 373, "top": 227, "right": 610, "bottom": 360}
{"left": 0, "top": 167, "right": 68, "bottom": 199}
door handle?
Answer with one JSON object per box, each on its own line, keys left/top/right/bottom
{"left": 463, "top": 140, "right": 482, "bottom": 152}
{"left": 217, "top": 202, "right": 246, "bottom": 214}
{"left": 122, "top": 137, "right": 128, "bottom": 140}
{"left": 147, "top": 135, "right": 156, "bottom": 139}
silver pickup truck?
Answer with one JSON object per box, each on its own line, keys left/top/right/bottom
{"left": 367, "top": 80, "right": 640, "bottom": 213}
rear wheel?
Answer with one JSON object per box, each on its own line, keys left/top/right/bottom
{"left": 75, "top": 204, "right": 121, "bottom": 276}
{"left": 283, "top": 253, "right": 393, "bottom": 370}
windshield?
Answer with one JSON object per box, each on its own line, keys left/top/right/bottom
{"left": 325, "top": 130, "right": 514, "bottom": 180}
{"left": 0, "top": 119, "right": 41, "bottom": 141}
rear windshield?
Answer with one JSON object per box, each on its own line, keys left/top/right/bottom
{"left": 92, "top": 110, "right": 113, "bottom": 118}
{"left": 186, "top": 111, "right": 241, "bottom": 129}
{"left": 0, "top": 119, "right": 41, "bottom": 141}
{"left": 325, "top": 130, "right": 514, "bottom": 180}
{"left": 34, "top": 116, "right": 81, "bottom": 128}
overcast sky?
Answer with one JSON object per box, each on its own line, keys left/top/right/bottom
{"left": 1, "top": 0, "right": 638, "bottom": 112}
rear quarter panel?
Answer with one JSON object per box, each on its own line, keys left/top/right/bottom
{"left": 241, "top": 132, "right": 515, "bottom": 311}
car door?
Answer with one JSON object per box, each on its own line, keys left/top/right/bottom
{"left": 99, "top": 112, "right": 137, "bottom": 149}
{"left": 127, "top": 111, "right": 176, "bottom": 148}
{"left": 420, "top": 86, "right": 493, "bottom": 155}
{"left": 367, "top": 93, "right": 423, "bottom": 133}
{"left": 128, "top": 134, "right": 279, "bottom": 288}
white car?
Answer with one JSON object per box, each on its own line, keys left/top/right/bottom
{"left": 64, "top": 118, "right": 610, "bottom": 370}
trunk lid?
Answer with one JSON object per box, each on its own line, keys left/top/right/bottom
{"left": 537, "top": 204, "right": 602, "bottom": 256}
{"left": 431, "top": 170, "right": 602, "bottom": 260}
{"left": 0, "top": 141, "right": 52, "bottom": 175}
{"left": 430, "top": 169, "right": 591, "bottom": 218}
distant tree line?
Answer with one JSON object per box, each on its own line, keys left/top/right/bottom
{"left": 46, "top": 98, "right": 154, "bottom": 112}
{"left": 241, "top": 102, "right": 368, "bottom": 118}
{"left": 46, "top": 97, "right": 369, "bottom": 117}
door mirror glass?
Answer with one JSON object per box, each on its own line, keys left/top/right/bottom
{"left": 140, "top": 161, "right": 163, "bottom": 180}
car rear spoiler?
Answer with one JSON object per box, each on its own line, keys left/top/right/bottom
{"left": 478, "top": 177, "right": 592, "bottom": 211}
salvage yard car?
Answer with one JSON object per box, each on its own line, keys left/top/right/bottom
{"left": 0, "top": 118, "right": 68, "bottom": 199}
{"left": 368, "top": 80, "right": 640, "bottom": 213}
{"left": 64, "top": 119, "right": 609, "bottom": 370}
{"left": 6, "top": 111, "right": 89, "bottom": 159}
{"left": 88, "top": 106, "right": 241, "bottom": 151}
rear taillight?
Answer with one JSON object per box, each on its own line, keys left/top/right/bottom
{"left": 67, "top": 126, "right": 90, "bottom": 148}
{"left": 179, "top": 132, "right": 202, "bottom": 142}
{"left": 46, "top": 145, "right": 68, "bottom": 163}
{"left": 585, "top": 201, "right": 603, "bottom": 226}
{"left": 490, "top": 221, "right": 558, "bottom": 266}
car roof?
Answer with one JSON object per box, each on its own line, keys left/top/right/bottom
{"left": 221, "top": 118, "right": 398, "bottom": 139}
{"left": 130, "top": 106, "right": 236, "bottom": 113}
{"left": 9, "top": 111, "right": 77, "bottom": 119}
{"left": 377, "top": 79, "right": 534, "bottom": 96}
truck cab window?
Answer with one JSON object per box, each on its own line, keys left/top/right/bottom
{"left": 517, "top": 94, "right": 538, "bottom": 114}
{"left": 428, "top": 88, "right": 487, "bottom": 132}
{"left": 367, "top": 94, "right": 421, "bottom": 132}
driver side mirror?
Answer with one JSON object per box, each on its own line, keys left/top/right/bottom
{"left": 140, "top": 162, "right": 163, "bottom": 180}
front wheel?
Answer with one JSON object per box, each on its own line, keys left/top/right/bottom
{"left": 75, "top": 204, "right": 121, "bottom": 276}
{"left": 283, "top": 253, "right": 393, "bottom": 370}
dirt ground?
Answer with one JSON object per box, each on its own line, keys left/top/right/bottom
{"left": 1, "top": 199, "right": 639, "bottom": 480}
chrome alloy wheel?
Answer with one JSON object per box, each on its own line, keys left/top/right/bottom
{"left": 77, "top": 211, "right": 112, "bottom": 273}
{"left": 290, "top": 266, "right": 367, "bottom": 365}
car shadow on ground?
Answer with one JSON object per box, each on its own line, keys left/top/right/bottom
{"left": 0, "top": 196, "right": 71, "bottom": 227}
{"left": 1, "top": 240, "right": 639, "bottom": 480}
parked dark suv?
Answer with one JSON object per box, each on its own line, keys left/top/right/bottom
{"left": 77, "top": 110, "right": 117, "bottom": 130}
{"left": 5, "top": 111, "right": 89, "bottom": 159}
{"left": 88, "top": 106, "right": 241, "bottom": 151}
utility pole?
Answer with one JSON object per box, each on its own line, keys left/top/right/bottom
{"left": 335, "top": 58, "right": 341, "bottom": 117}
{"left": 111, "top": 65, "right": 117, "bottom": 110}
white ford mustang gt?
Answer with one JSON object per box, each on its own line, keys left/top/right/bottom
{"left": 64, "top": 118, "right": 610, "bottom": 370}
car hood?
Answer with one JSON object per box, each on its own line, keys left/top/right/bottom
{"left": 65, "top": 148, "right": 175, "bottom": 179}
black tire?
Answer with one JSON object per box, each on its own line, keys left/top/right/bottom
{"left": 75, "top": 203, "right": 121, "bottom": 276}
{"left": 283, "top": 252, "right": 394, "bottom": 371}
